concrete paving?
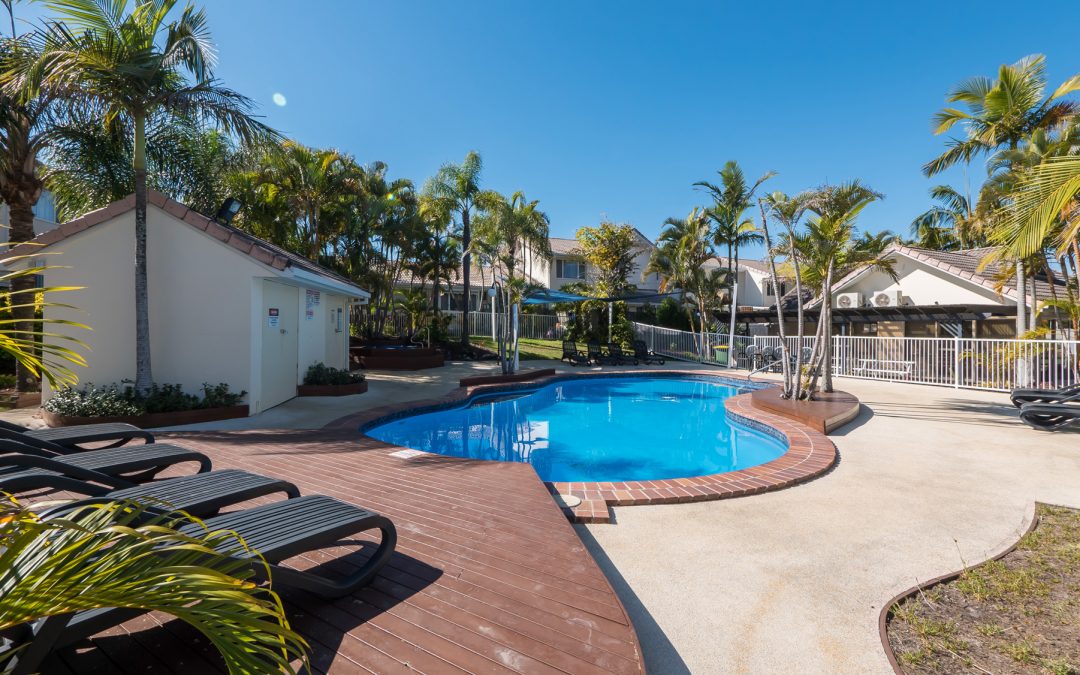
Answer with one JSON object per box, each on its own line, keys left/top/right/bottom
{"left": 579, "top": 378, "right": 1080, "bottom": 674}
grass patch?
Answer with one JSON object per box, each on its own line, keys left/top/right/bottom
{"left": 471, "top": 337, "right": 565, "bottom": 361}
{"left": 887, "top": 504, "right": 1080, "bottom": 674}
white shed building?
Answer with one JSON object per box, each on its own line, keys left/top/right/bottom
{"left": 13, "top": 191, "right": 369, "bottom": 414}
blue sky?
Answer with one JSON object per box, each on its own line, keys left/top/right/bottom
{"left": 15, "top": 1, "right": 1080, "bottom": 257}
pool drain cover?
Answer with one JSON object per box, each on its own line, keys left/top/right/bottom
{"left": 553, "top": 493, "right": 581, "bottom": 508}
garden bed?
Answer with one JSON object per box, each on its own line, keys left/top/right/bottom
{"left": 884, "top": 504, "right": 1080, "bottom": 674}
{"left": 297, "top": 381, "right": 368, "bottom": 397}
{"left": 42, "top": 405, "right": 250, "bottom": 429}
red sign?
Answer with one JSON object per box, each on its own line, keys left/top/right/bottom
{"left": 268, "top": 308, "right": 279, "bottom": 316}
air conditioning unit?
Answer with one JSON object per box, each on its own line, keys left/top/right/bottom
{"left": 835, "top": 292, "right": 862, "bottom": 309}
{"left": 872, "top": 290, "right": 904, "bottom": 307}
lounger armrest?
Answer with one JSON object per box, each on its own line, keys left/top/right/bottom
{"left": 0, "top": 454, "right": 135, "bottom": 489}
{"left": 0, "top": 429, "right": 67, "bottom": 455}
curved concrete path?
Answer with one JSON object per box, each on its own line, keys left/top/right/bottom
{"left": 579, "top": 378, "right": 1080, "bottom": 674}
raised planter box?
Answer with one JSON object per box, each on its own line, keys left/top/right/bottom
{"left": 42, "top": 405, "right": 250, "bottom": 429}
{"left": 459, "top": 368, "right": 557, "bottom": 388}
{"left": 352, "top": 346, "right": 445, "bottom": 371}
{"left": 749, "top": 387, "right": 860, "bottom": 434}
{"left": 297, "top": 381, "right": 368, "bottom": 397}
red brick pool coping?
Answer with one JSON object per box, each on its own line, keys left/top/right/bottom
{"left": 326, "top": 370, "right": 839, "bottom": 524}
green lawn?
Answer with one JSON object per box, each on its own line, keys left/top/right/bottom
{"left": 472, "top": 337, "right": 564, "bottom": 361}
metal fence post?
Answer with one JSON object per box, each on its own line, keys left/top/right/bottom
{"left": 954, "top": 334, "right": 961, "bottom": 389}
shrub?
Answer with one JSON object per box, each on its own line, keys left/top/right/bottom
{"left": 44, "top": 382, "right": 247, "bottom": 418}
{"left": 656, "top": 297, "right": 690, "bottom": 330}
{"left": 0, "top": 374, "right": 16, "bottom": 389}
{"left": 303, "top": 363, "right": 364, "bottom": 386}
{"left": 43, "top": 384, "right": 143, "bottom": 417}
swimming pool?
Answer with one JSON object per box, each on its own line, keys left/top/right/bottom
{"left": 365, "top": 376, "right": 788, "bottom": 482}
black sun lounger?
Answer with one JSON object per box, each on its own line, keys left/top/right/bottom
{"left": 1010, "top": 383, "right": 1080, "bottom": 407}
{"left": 0, "top": 441, "right": 211, "bottom": 493}
{"left": 632, "top": 340, "right": 665, "bottom": 365}
{"left": 561, "top": 340, "right": 589, "bottom": 366}
{"left": 0, "top": 418, "right": 154, "bottom": 453}
{"left": 8, "top": 495, "right": 397, "bottom": 673}
{"left": 607, "top": 343, "right": 637, "bottom": 365}
{"left": 1019, "top": 401, "right": 1080, "bottom": 431}
{"left": 587, "top": 340, "right": 616, "bottom": 365}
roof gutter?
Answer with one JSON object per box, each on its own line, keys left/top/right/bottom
{"left": 285, "top": 266, "right": 371, "bottom": 303}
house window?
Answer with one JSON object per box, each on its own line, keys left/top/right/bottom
{"left": 765, "top": 281, "right": 787, "bottom": 297}
{"left": 555, "top": 259, "right": 586, "bottom": 280}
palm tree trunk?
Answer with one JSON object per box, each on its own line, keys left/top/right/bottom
{"left": 461, "top": 207, "right": 471, "bottom": 347}
{"left": 1015, "top": 259, "right": 1027, "bottom": 337}
{"left": 821, "top": 262, "right": 836, "bottom": 393}
{"left": 8, "top": 199, "right": 38, "bottom": 393}
{"left": 758, "top": 202, "right": 792, "bottom": 397}
{"left": 133, "top": 113, "right": 153, "bottom": 394}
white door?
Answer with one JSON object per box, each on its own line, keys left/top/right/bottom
{"left": 260, "top": 280, "right": 299, "bottom": 410}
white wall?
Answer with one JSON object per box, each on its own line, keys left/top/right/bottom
{"left": 40, "top": 207, "right": 269, "bottom": 401}
{"left": 834, "top": 255, "right": 1002, "bottom": 307}
{"left": 297, "top": 288, "right": 350, "bottom": 378}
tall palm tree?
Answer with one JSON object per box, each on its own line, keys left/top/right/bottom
{"left": 924, "top": 54, "right": 1080, "bottom": 335}
{"left": 0, "top": 36, "right": 53, "bottom": 393}
{"left": 421, "top": 151, "right": 498, "bottom": 347}
{"left": 695, "top": 160, "right": 773, "bottom": 296}
{"left": 646, "top": 208, "right": 724, "bottom": 355}
{"left": 8, "top": 0, "right": 275, "bottom": 393}
{"left": 793, "top": 182, "right": 889, "bottom": 394}
{"left": 909, "top": 185, "right": 979, "bottom": 250}
{"left": 760, "top": 191, "right": 810, "bottom": 399}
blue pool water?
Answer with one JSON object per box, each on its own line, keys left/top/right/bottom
{"left": 365, "top": 376, "right": 788, "bottom": 482}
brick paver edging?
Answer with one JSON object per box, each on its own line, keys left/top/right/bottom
{"left": 326, "top": 370, "right": 839, "bottom": 524}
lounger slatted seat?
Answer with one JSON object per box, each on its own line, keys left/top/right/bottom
{"left": 72, "top": 469, "right": 299, "bottom": 515}
{"left": 1010, "top": 383, "right": 1080, "bottom": 408}
{"left": 0, "top": 443, "right": 211, "bottom": 493}
{"left": 561, "top": 340, "right": 589, "bottom": 366}
{"left": 607, "top": 343, "right": 637, "bottom": 365}
{"left": 9, "top": 496, "right": 397, "bottom": 673}
{"left": 587, "top": 341, "right": 615, "bottom": 365}
{"left": 0, "top": 419, "right": 153, "bottom": 451}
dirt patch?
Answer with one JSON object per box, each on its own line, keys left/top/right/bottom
{"left": 887, "top": 504, "right": 1080, "bottom": 674}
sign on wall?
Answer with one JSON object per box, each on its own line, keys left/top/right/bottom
{"left": 305, "top": 289, "right": 320, "bottom": 321}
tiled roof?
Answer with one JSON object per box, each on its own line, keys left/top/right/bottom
{"left": 704, "top": 256, "right": 774, "bottom": 274}
{"left": 823, "top": 244, "right": 1064, "bottom": 308}
{"left": 548, "top": 238, "right": 579, "bottom": 255}
{"left": 10, "top": 191, "right": 366, "bottom": 294}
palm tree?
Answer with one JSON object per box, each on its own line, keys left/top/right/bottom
{"left": 793, "top": 182, "right": 889, "bottom": 395}
{"left": 695, "top": 161, "right": 773, "bottom": 299}
{"left": 0, "top": 36, "right": 53, "bottom": 393}
{"left": 421, "top": 151, "right": 499, "bottom": 347}
{"left": 646, "top": 208, "right": 724, "bottom": 356}
{"left": 760, "top": 191, "right": 810, "bottom": 398}
{"left": 925, "top": 54, "right": 1080, "bottom": 335}
{"left": 909, "top": 185, "right": 980, "bottom": 250}
{"left": 8, "top": 0, "right": 275, "bottom": 393}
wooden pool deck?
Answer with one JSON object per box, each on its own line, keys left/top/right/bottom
{"left": 35, "top": 428, "right": 644, "bottom": 674}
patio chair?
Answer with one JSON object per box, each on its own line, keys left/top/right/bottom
{"left": 1018, "top": 400, "right": 1080, "bottom": 431}
{"left": 0, "top": 439, "right": 211, "bottom": 493}
{"left": 0, "top": 418, "right": 154, "bottom": 453}
{"left": 633, "top": 340, "right": 665, "bottom": 365}
{"left": 8, "top": 495, "right": 398, "bottom": 673}
{"left": 561, "top": 340, "right": 589, "bottom": 366}
{"left": 586, "top": 340, "right": 615, "bottom": 366}
{"left": 1010, "top": 382, "right": 1080, "bottom": 408}
{"left": 608, "top": 343, "right": 638, "bottom": 365}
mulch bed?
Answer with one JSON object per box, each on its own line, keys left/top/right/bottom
{"left": 887, "top": 504, "right": 1080, "bottom": 674}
